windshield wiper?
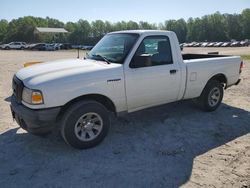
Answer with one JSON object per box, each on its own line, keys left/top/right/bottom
{"left": 92, "top": 54, "right": 111, "bottom": 64}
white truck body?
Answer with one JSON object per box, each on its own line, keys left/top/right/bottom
{"left": 15, "top": 30, "right": 241, "bottom": 113}
{"left": 11, "top": 30, "right": 242, "bottom": 148}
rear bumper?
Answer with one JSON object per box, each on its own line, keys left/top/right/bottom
{"left": 10, "top": 96, "right": 61, "bottom": 134}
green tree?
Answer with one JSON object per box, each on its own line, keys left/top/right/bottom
{"left": 1, "top": 10, "right": 249, "bottom": 45}
{"left": 46, "top": 17, "right": 64, "bottom": 28}
{"left": 139, "top": 21, "right": 157, "bottom": 29}
{"left": 5, "top": 17, "right": 36, "bottom": 42}
{"left": 69, "top": 19, "right": 91, "bottom": 44}
{"left": 241, "top": 8, "right": 250, "bottom": 39}
{"left": 126, "top": 21, "right": 139, "bottom": 30}
{"left": 104, "top": 21, "right": 112, "bottom": 33}
{"left": 65, "top": 22, "right": 77, "bottom": 32}
{"left": 91, "top": 20, "right": 106, "bottom": 37}
{"left": 207, "top": 12, "right": 227, "bottom": 41}
{"left": 224, "top": 14, "right": 242, "bottom": 40}
{"left": 0, "top": 19, "right": 8, "bottom": 42}
{"left": 113, "top": 21, "right": 128, "bottom": 31}
{"left": 164, "top": 19, "right": 187, "bottom": 43}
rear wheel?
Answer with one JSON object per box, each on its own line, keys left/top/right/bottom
{"left": 61, "top": 100, "right": 110, "bottom": 149}
{"left": 197, "top": 80, "right": 224, "bottom": 112}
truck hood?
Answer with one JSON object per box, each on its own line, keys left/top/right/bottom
{"left": 16, "top": 58, "right": 123, "bottom": 88}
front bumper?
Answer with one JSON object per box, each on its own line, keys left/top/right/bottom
{"left": 10, "top": 96, "right": 61, "bottom": 134}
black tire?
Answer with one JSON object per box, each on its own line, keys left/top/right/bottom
{"left": 197, "top": 80, "right": 224, "bottom": 112}
{"left": 20, "top": 47, "right": 24, "bottom": 50}
{"left": 5, "top": 46, "right": 10, "bottom": 50}
{"left": 61, "top": 100, "right": 110, "bottom": 149}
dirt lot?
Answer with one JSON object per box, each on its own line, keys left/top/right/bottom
{"left": 0, "top": 48, "right": 249, "bottom": 188}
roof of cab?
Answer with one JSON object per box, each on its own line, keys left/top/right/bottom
{"left": 109, "top": 30, "right": 172, "bottom": 35}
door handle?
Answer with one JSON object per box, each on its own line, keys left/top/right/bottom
{"left": 170, "top": 69, "right": 177, "bottom": 74}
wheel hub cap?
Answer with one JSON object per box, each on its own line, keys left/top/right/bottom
{"left": 208, "top": 87, "right": 221, "bottom": 107}
{"left": 84, "top": 122, "right": 93, "bottom": 130}
{"left": 74, "top": 112, "right": 103, "bottom": 141}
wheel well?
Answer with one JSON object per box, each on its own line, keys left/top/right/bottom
{"left": 209, "top": 74, "right": 227, "bottom": 86}
{"left": 57, "top": 94, "right": 116, "bottom": 120}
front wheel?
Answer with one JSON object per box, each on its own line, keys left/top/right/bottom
{"left": 197, "top": 80, "right": 224, "bottom": 112}
{"left": 61, "top": 100, "right": 110, "bottom": 149}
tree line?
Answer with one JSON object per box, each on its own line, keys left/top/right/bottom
{"left": 0, "top": 9, "right": 249, "bottom": 45}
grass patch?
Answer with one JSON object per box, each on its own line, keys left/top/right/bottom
{"left": 241, "top": 55, "right": 250, "bottom": 60}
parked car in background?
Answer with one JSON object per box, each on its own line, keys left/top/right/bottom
{"left": 53, "top": 43, "right": 63, "bottom": 50}
{"left": 1, "top": 42, "right": 26, "bottom": 50}
{"left": 221, "top": 42, "right": 231, "bottom": 47}
{"left": 28, "top": 43, "right": 47, "bottom": 51}
{"left": 71, "top": 45, "right": 93, "bottom": 50}
{"left": 81, "top": 45, "right": 94, "bottom": 50}
{"left": 201, "top": 42, "right": 209, "bottom": 47}
{"left": 194, "top": 42, "right": 201, "bottom": 47}
{"left": 45, "top": 44, "right": 56, "bottom": 51}
{"left": 214, "top": 42, "right": 223, "bottom": 47}
{"left": 192, "top": 42, "right": 199, "bottom": 47}
{"left": 72, "top": 45, "right": 81, "bottom": 49}
{"left": 230, "top": 41, "right": 241, "bottom": 47}
{"left": 24, "top": 44, "right": 32, "bottom": 49}
{"left": 240, "top": 41, "right": 249, "bottom": 47}
{"left": 173, "top": 40, "right": 249, "bottom": 48}
{"left": 61, "top": 43, "right": 72, "bottom": 50}
{"left": 179, "top": 43, "right": 184, "bottom": 51}
{"left": 207, "top": 42, "right": 216, "bottom": 47}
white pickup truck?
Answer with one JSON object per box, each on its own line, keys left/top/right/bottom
{"left": 10, "top": 30, "right": 242, "bottom": 149}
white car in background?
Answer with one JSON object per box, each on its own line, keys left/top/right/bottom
{"left": 1, "top": 42, "right": 26, "bottom": 50}
{"left": 54, "top": 43, "right": 63, "bottom": 50}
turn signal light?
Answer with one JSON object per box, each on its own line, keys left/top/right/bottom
{"left": 31, "top": 92, "right": 43, "bottom": 104}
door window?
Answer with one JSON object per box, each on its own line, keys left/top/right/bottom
{"left": 130, "top": 36, "right": 173, "bottom": 68}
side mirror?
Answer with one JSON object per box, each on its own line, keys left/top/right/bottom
{"left": 130, "top": 54, "right": 151, "bottom": 68}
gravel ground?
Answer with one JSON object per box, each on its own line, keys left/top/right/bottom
{"left": 0, "top": 48, "right": 249, "bottom": 188}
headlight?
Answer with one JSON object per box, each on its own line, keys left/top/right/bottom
{"left": 22, "top": 87, "right": 44, "bottom": 104}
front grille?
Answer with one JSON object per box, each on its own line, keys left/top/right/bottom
{"left": 12, "top": 76, "right": 24, "bottom": 103}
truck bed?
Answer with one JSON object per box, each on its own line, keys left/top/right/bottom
{"left": 182, "top": 53, "right": 228, "bottom": 60}
{"left": 182, "top": 53, "right": 241, "bottom": 100}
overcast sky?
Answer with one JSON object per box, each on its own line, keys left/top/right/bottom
{"left": 1, "top": 0, "right": 249, "bottom": 23}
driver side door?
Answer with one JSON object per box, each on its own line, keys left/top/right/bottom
{"left": 124, "top": 35, "right": 181, "bottom": 112}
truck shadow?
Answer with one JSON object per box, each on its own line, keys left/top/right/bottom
{"left": 0, "top": 101, "right": 249, "bottom": 187}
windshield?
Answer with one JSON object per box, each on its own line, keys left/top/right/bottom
{"left": 87, "top": 33, "right": 139, "bottom": 64}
